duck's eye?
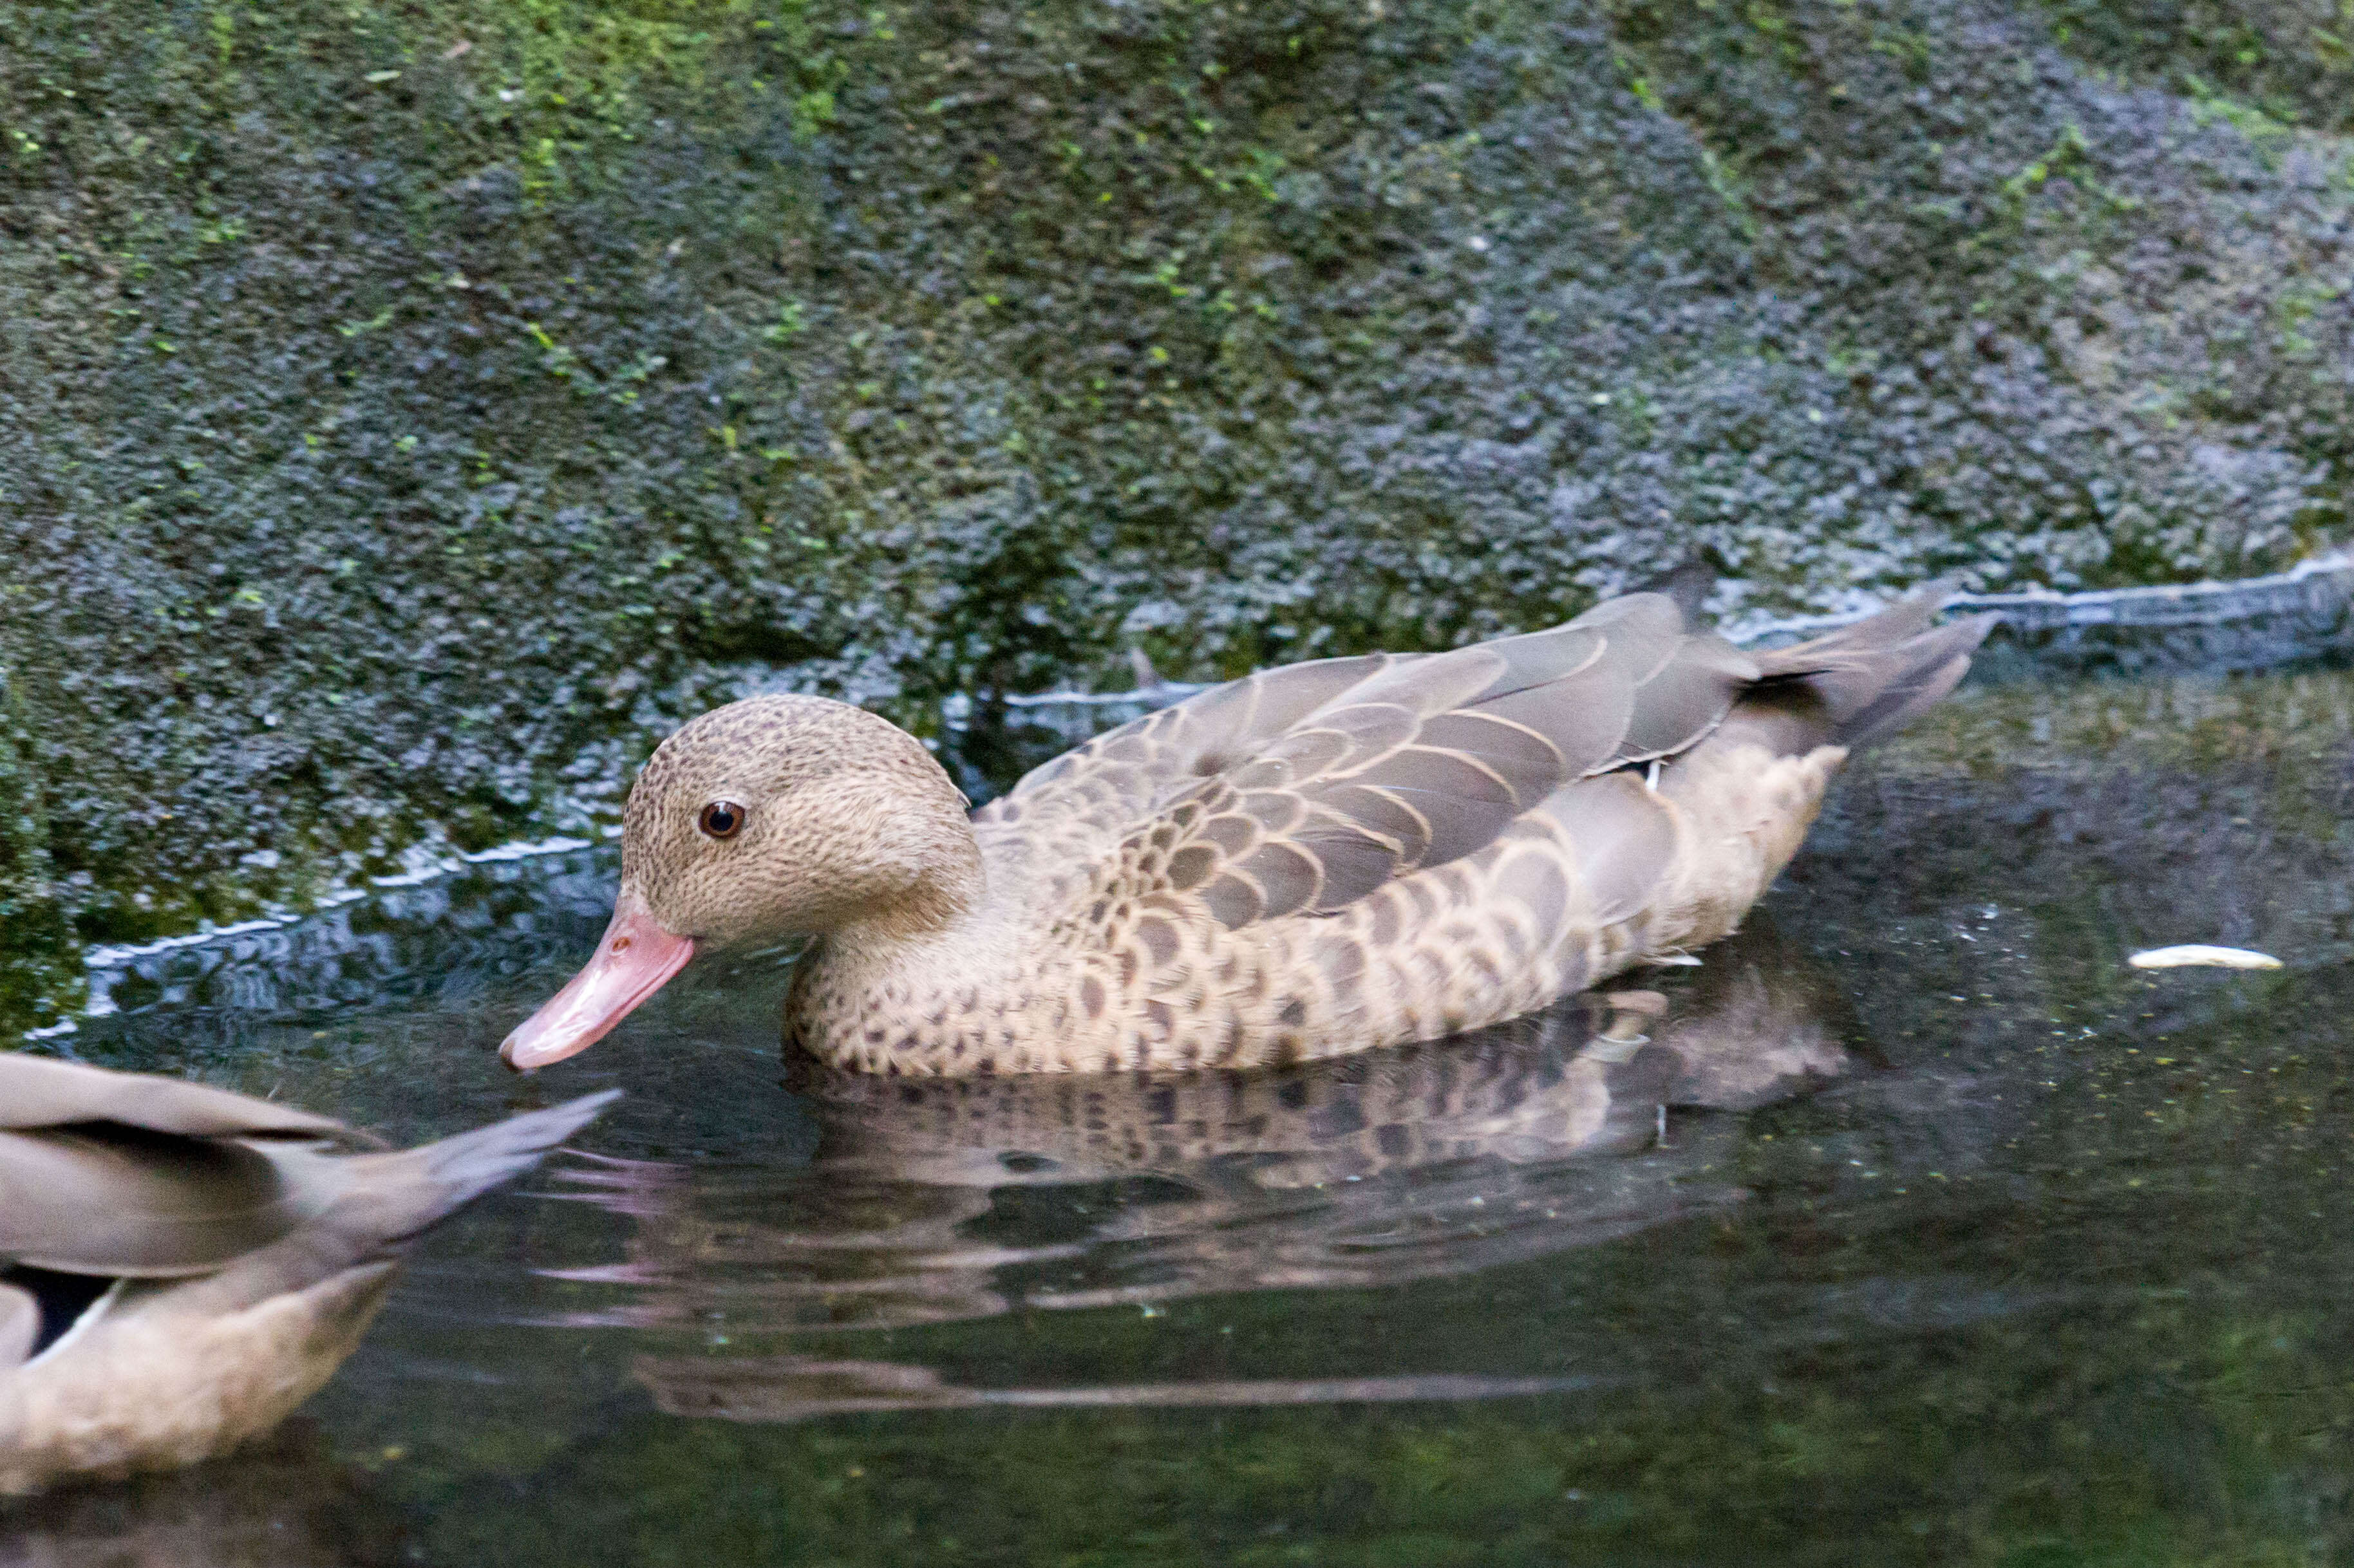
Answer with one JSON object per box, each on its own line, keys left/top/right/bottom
{"left": 698, "top": 800, "right": 747, "bottom": 840}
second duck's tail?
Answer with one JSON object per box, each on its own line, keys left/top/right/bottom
{"left": 162, "top": 1090, "right": 621, "bottom": 1318}
{"left": 329, "top": 1090, "right": 623, "bottom": 1249}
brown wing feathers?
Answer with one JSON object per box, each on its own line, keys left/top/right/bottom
{"left": 1120, "top": 595, "right": 1754, "bottom": 931}
{"left": 0, "top": 1054, "right": 352, "bottom": 1280}
{"left": 995, "top": 588, "right": 1982, "bottom": 984}
{"left": 1736, "top": 592, "right": 1997, "bottom": 754}
{"left": 0, "top": 1126, "right": 335, "bottom": 1278}
{"left": 1539, "top": 772, "right": 1682, "bottom": 926}
{"left": 1611, "top": 632, "right": 1763, "bottom": 767}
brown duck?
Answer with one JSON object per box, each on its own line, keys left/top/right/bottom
{"left": 502, "top": 590, "right": 1991, "bottom": 1076}
{"left": 0, "top": 1054, "right": 614, "bottom": 1495}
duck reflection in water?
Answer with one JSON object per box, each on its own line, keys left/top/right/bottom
{"left": 546, "top": 925, "right": 1860, "bottom": 1421}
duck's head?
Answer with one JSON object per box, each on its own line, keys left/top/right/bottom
{"left": 500, "top": 695, "right": 980, "bottom": 1072}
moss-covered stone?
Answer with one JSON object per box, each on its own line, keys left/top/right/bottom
{"left": 0, "top": 665, "right": 80, "bottom": 1038}
{"left": 2039, "top": 0, "right": 2354, "bottom": 133}
{"left": 1, "top": 0, "right": 2350, "bottom": 1025}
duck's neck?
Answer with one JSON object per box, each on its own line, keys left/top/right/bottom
{"left": 851, "top": 859, "right": 985, "bottom": 942}
{"left": 784, "top": 845, "right": 1024, "bottom": 1070}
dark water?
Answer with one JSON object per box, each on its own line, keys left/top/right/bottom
{"left": 11, "top": 668, "right": 2354, "bottom": 1566}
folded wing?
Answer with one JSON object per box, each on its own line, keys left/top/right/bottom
{"left": 985, "top": 593, "right": 1755, "bottom": 931}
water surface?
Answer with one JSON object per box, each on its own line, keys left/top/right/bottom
{"left": 10, "top": 667, "right": 2354, "bottom": 1566}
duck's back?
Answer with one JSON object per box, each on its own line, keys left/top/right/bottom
{"left": 914, "top": 592, "right": 1988, "bottom": 1072}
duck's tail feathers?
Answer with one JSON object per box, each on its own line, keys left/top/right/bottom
{"left": 330, "top": 1090, "right": 621, "bottom": 1251}
{"left": 160, "top": 1090, "right": 621, "bottom": 1317}
{"left": 1731, "top": 590, "right": 1997, "bottom": 754}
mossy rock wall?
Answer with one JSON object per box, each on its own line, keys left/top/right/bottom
{"left": 3, "top": 0, "right": 2351, "bottom": 1032}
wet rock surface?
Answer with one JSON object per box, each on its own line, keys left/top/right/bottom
{"left": 4, "top": 0, "right": 2352, "bottom": 1031}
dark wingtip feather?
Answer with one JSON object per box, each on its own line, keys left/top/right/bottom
{"left": 1723, "top": 608, "right": 1995, "bottom": 755}
{"left": 1829, "top": 613, "right": 1998, "bottom": 747}
{"left": 1751, "top": 581, "right": 1963, "bottom": 677}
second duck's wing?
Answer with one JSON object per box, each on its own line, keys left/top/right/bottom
{"left": 979, "top": 593, "right": 1755, "bottom": 926}
{"left": 0, "top": 1055, "right": 361, "bottom": 1278}
{"left": 0, "top": 1055, "right": 346, "bottom": 1141}
{"left": 0, "top": 1050, "right": 364, "bottom": 1280}
{"left": 0, "top": 1128, "right": 343, "bottom": 1278}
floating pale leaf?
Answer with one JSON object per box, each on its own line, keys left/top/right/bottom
{"left": 2128, "top": 946, "right": 2283, "bottom": 971}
